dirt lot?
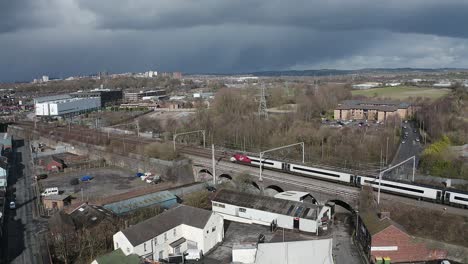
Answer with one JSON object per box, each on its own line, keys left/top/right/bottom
{"left": 38, "top": 167, "right": 148, "bottom": 201}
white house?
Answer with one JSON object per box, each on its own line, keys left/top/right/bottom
{"left": 113, "top": 205, "right": 224, "bottom": 261}
{"left": 212, "top": 189, "right": 332, "bottom": 234}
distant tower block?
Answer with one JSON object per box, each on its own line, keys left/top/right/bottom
{"left": 258, "top": 84, "right": 268, "bottom": 119}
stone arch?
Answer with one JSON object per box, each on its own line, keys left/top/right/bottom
{"left": 198, "top": 169, "right": 213, "bottom": 181}
{"left": 265, "top": 185, "right": 284, "bottom": 193}
{"left": 251, "top": 181, "right": 260, "bottom": 190}
{"left": 219, "top": 174, "right": 232, "bottom": 180}
{"left": 327, "top": 199, "right": 354, "bottom": 211}
{"left": 198, "top": 169, "right": 212, "bottom": 175}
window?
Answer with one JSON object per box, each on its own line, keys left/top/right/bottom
{"left": 207, "top": 230, "right": 209, "bottom": 234}
{"left": 115, "top": 242, "right": 119, "bottom": 248}
{"left": 164, "top": 233, "right": 167, "bottom": 241}
{"left": 212, "top": 226, "right": 216, "bottom": 232}
{"left": 173, "top": 229, "right": 177, "bottom": 236}
{"left": 159, "top": 251, "right": 164, "bottom": 260}
{"left": 239, "top": 208, "right": 246, "bottom": 213}
{"left": 214, "top": 203, "right": 225, "bottom": 208}
{"left": 144, "top": 243, "right": 147, "bottom": 251}
{"left": 154, "top": 238, "right": 157, "bottom": 246}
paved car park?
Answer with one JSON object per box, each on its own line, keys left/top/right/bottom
{"left": 37, "top": 167, "right": 148, "bottom": 201}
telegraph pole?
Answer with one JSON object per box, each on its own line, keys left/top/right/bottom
{"left": 212, "top": 144, "right": 216, "bottom": 186}
{"left": 258, "top": 84, "right": 268, "bottom": 119}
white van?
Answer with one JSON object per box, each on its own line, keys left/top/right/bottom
{"left": 41, "top": 187, "right": 59, "bottom": 197}
{"left": 185, "top": 249, "right": 203, "bottom": 261}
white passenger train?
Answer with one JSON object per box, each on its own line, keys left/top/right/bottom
{"left": 230, "top": 154, "right": 468, "bottom": 208}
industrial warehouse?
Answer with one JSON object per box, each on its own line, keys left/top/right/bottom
{"left": 34, "top": 88, "right": 123, "bottom": 118}
{"left": 35, "top": 96, "right": 100, "bottom": 117}
{"left": 212, "top": 189, "right": 332, "bottom": 234}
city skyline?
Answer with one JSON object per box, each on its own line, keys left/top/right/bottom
{"left": 2, "top": 0, "right": 468, "bottom": 82}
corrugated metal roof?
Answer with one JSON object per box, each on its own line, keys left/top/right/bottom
{"left": 213, "top": 189, "right": 318, "bottom": 220}
{"left": 103, "top": 190, "right": 177, "bottom": 215}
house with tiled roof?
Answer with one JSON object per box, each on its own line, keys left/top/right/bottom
{"left": 356, "top": 211, "right": 447, "bottom": 263}
{"left": 113, "top": 205, "right": 223, "bottom": 261}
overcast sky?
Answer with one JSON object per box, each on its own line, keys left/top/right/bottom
{"left": 2, "top": 0, "right": 468, "bottom": 82}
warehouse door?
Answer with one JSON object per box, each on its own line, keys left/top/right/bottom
{"left": 293, "top": 218, "right": 299, "bottom": 229}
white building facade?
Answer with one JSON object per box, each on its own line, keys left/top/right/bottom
{"left": 35, "top": 97, "right": 100, "bottom": 116}
{"left": 113, "top": 205, "right": 223, "bottom": 261}
{"left": 212, "top": 189, "right": 332, "bottom": 234}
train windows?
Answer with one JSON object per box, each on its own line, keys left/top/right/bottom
{"left": 292, "top": 166, "right": 341, "bottom": 178}
{"left": 294, "top": 207, "right": 304, "bottom": 217}
{"left": 249, "top": 158, "right": 274, "bottom": 165}
{"left": 454, "top": 195, "right": 468, "bottom": 202}
{"left": 302, "top": 208, "right": 311, "bottom": 218}
{"left": 364, "top": 180, "right": 425, "bottom": 194}
{"left": 286, "top": 205, "right": 295, "bottom": 215}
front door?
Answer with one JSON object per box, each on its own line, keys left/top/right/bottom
{"left": 293, "top": 218, "right": 299, "bottom": 229}
{"left": 174, "top": 246, "right": 181, "bottom": 255}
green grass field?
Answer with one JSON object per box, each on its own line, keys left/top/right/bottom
{"left": 351, "top": 86, "right": 451, "bottom": 100}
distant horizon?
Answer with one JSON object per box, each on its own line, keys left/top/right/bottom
{"left": 3, "top": 67, "right": 468, "bottom": 84}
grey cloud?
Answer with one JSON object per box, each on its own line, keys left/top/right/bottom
{"left": 1, "top": 0, "right": 468, "bottom": 82}
{"left": 77, "top": 0, "right": 468, "bottom": 38}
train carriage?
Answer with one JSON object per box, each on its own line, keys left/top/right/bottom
{"left": 357, "top": 176, "right": 441, "bottom": 201}
{"left": 288, "top": 163, "right": 352, "bottom": 184}
{"left": 444, "top": 190, "right": 468, "bottom": 208}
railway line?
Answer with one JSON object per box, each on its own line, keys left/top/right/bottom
{"left": 11, "top": 121, "right": 468, "bottom": 213}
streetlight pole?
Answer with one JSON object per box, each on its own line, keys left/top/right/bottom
{"left": 259, "top": 142, "right": 305, "bottom": 181}
{"left": 212, "top": 144, "right": 216, "bottom": 186}
{"left": 385, "top": 137, "right": 389, "bottom": 165}
{"left": 173, "top": 130, "right": 206, "bottom": 151}
{"left": 377, "top": 156, "right": 416, "bottom": 204}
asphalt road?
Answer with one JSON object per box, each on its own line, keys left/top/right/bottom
{"left": 1, "top": 140, "right": 49, "bottom": 264}
{"left": 391, "top": 121, "right": 423, "bottom": 166}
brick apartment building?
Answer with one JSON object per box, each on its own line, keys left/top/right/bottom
{"left": 356, "top": 211, "right": 447, "bottom": 263}
{"left": 334, "top": 100, "right": 414, "bottom": 122}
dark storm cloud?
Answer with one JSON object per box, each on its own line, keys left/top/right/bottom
{"left": 1, "top": 0, "right": 468, "bottom": 82}
{"left": 77, "top": 0, "right": 468, "bottom": 39}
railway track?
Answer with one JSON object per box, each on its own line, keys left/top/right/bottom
{"left": 187, "top": 155, "right": 359, "bottom": 200}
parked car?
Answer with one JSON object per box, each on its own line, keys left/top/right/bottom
{"left": 146, "top": 175, "right": 162, "bottom": 184}
{"left": 41, "top": 187, "right": 59, "bottom": 196}
{"left": 206, "top": 186, "right": 217, "bottom": 192}
{"left": 35, "top": 174, "right": 48, "bottom": 180}
{"left": 9, "top": 201, "right": 16, "bottom": 209}
{"left": 402, "top": 140, "right": 406, "bottom": 144}
{"left": 80, "top": 175, "right": 93, "bottom": 182}
{"left": 185, "top": 249, "right": 203, "bottom": 261}
{"left": 70, "top": 178, "right": 79, "bottom": 185}
{"left": 415, "top": 138, "right": 420, "bottom": 142}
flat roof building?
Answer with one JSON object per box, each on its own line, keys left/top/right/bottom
{"left": 35, "top": 97, "right": 100, "bottom": 117}
{"left": 71, "top": 88, "right": 123, "bottom": 107}
{"left": 334, "top": 100, "right": 414, "bottom": 122}
{"left": 124, "top": 89, "right": 167, "bottom": 102}
{"left": 212, "top": 189, "right": 332, "bottom": 234}
{"left": 103, "top": 190, "right": 177, "bottom": 215}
